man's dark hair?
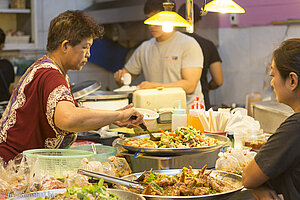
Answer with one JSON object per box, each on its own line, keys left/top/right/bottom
{"left": 47, "top": 10, "right": 104, "bottom": 52}
{"left": 0, "top": 28, "right": 5, "bottom": 44}
{"left": 178, "top": 3, "right": 202, "bottom": 22}
{"left": 144, "top": 0, "right": 176, "bottom": 15}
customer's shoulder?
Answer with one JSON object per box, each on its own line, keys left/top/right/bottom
{"left": 277, "top": 113, "right": 300, "bottom": 133}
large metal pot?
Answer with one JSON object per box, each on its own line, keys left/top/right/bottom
{"left": 79, "top": 90, "right": 129, "bottom": 111}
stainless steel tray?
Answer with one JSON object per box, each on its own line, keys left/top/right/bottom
{"left": 72, "top": 80, "right": 101, "bottom": 100}
{"left": 121, "top": 169, "right": 244, "bottom": 200}
{"left": 11, "top": 188, "right": 145, "bottom": 200}
{"left": 117, "top": 133, "right": 229, "bottom": 156}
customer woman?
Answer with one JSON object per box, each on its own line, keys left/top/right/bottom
{"left": 0, "top": 10, "right": 144, "bottom": 163}
{"left": 243, "top": 38, "right": 300, "bottom": 200}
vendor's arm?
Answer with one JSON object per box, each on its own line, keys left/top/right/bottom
{"left": 54, "top": 101, "right": 143, "bottom": 132}
{"left": 208, "top": 61, "right": 223, "bottom": 90}
{"left": 138, "top": 67, "right": 202, "bottom": 94}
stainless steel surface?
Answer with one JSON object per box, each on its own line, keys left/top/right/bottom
{"left": 251, "top": 100, "right": 294, "bottom": 133}
{"left": 80, "top": 90, "right": 128, "bottom": 101}
{"left": 11, "top": 188, "right": 145, "bottom": 200}
{"left": 72, "top": 80, "right": 101, "bottom": 100}
{"left": 121, "top": 169, "right": 243, "bottom": 200}
{"left": 85, "top": 0, "right": 147, "bottom": 24}
{"left": 117, "top": 133, "right": 229, "bottom": 156}
{"left": 121, "top": 149, "right": 220, "bottom": 172}
{"left": 77, "top": 168, "right": 145, "bottom": 190}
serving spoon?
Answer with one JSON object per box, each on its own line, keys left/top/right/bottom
{"left": 130, "top": 115, "right": 160, "bottom": 141}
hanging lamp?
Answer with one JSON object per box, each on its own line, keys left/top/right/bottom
{"left": 204, "top": 0, "right": 245, "bottom": 14}
{"left": 144, "top": 0, "right": 192, "bottom": 33}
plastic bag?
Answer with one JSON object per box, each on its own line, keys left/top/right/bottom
{"left": 79, "top": 158, "right": 104, "bottom": 173}
{"left": 108, "top": 156, "right": 131, "bottom": 177}
{"left": 64, "top": 171, "right": 91, "bottom": 187}
{"left": 0, "top": 153, "right": 44, "bottom": 196}
{"left": 215, "top": 147, "right": 257, "bottom": 174}
{"left": 215, "top": 152, "right": 242, "bottom": 174}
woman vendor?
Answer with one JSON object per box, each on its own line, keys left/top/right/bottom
{"left": 0, "top": 10, "right": 144, "bottom": 163}
{"left": 242, "top": 38, "right": 300, "bottom": 199}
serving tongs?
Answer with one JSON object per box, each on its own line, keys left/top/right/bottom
{"left": 77, "top": 168, "right": 145, "bottom": 190}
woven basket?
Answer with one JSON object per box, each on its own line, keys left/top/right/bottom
{"left": 23, "top": 149, "right": 93, "bottom": 178}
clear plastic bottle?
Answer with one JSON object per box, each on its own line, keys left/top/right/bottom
{"left": 172, "top": 101, "right": 187, "bottom": 131}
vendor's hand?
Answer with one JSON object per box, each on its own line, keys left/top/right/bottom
{"left": 252, "top": 187, "right": 284, "bottom": 200}
{"left": 114, "top": 69, "right": 126, "bottom": 84}
{"left": 114, "top": 104, "right": 136, "bottom": 127}
{"left": 138, "top": 81, "right": 161, "bottom": 89}
{"left": 115, "top": 107, "right": 144, "bottom": 127}
{"left": 116, "top": 103, "right": 133, "bottom": 111}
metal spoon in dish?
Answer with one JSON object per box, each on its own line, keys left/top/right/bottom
{"left": 130, "top": 115, "right": 160, "bottom": 141}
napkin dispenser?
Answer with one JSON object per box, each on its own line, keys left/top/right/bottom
{"left": 132, "top": 87, "right": 186, "bottom": 112}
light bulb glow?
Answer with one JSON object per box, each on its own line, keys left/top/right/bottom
{"left": 162, "top": 24, "right": 174, "bottom": 32}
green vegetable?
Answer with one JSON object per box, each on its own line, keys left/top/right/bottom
{"left": 209, "top": 189, "right": 218, "bottom": 194}
{"left": 37, "top": 179, "right": 118, "bottom": 200}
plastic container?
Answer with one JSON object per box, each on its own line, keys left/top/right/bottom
{"left": 246, "top": 91, "right": 262, "bottom": 116}
{"left": 70, "top": 144, "right": 117, "bottom": 162}
{"left": 23, "top": 149, "right": 93, "bottom": 179}
{"left": 188, "top": 109, "right": 204, "bottom": 132}
{"left": 243, "top": 129, "right": 266, "bottom": 151}
{"left": 136, "top": 108, "right": 159, "bottom": 126}
{"left": 172, "top": 101, "right": 187, "bottom": 131}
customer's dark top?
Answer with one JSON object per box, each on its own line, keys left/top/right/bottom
{"left": 184, "top": 33, "right": 222, "bottom": 109}
{"left": 255, "top": 112, "right": 300, "bottom": 200}
{"left": 0, "top": 59, "right": 15, "bottom": 101}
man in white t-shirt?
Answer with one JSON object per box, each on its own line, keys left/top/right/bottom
{"left": 114, "top": 0, "right": 204, "bottom": 108}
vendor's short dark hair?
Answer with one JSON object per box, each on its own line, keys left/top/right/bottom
{"left": 144, "top": 0, "right": 176, "bottom": 15}
{"left": 273, "top": 38, "right": 300, "bottom": 80}
{"left": 0, "top": 28, "right": 5, "bottom": 44}
{"left": 178, "top": 3, "right": 202, "bottom": 22}
{"left": 47, "top": 10, "right": 104, "bottom": 52}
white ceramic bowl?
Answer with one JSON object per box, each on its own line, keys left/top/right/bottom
{"left": 136, "top": 108, "right": 159, "bottom": 126}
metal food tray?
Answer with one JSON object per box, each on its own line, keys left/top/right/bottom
{"left": 121, "top": 169, "right": 244, "bottom": 200}
{"left": 11, "top": 188, "right": 145, "bottom": 200}
{"left": 117, "top": 133, "right": 229, "bottom": 156}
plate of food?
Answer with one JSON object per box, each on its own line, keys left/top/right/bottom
{"left": 119, "top": 165, "right": 243, "bottom": 200}
{"left": 117, "top": 127, "right": 229, "bottom": 156}
{"left": 11, "top": 179, "right": 145, "bottom": 200}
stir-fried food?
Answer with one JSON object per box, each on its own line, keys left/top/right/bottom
{"left": 130, "top": 165, "right": 236, "bottom": 196}
{"left": 124, "top": 127, "right": 221, "bottom": 148}
{"left": 35, "top": 179, "right": 118, "bottom": 200}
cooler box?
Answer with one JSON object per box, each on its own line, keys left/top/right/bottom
{"left": 132, "top": 87, "right": 186, "bottom": 111}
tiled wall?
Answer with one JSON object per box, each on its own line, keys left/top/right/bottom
{"left": 210, "top": 25, "right": 300, "bottom": 106}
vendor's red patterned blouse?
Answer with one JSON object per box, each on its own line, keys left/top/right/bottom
{"left": 0, "top": 55, "right": 78, "bottom": 163}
